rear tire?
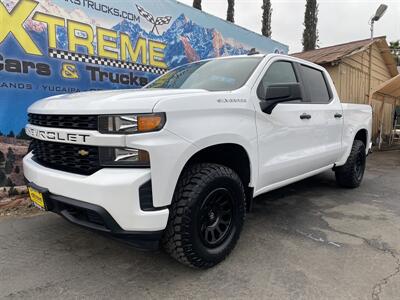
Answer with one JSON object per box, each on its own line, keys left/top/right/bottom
{"left": 335, "top": 140, "right": 366, "bottom": 188}
{"left": 162, "top": 163, "right": 246, "bottom": 269}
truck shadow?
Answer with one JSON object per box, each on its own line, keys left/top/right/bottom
{"left": 246, "top": 171, "right": 345, "bottom": 239}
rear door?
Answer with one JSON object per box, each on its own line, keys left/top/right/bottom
{"left": 296, "top": 63, "right": 343, "bottom": 168}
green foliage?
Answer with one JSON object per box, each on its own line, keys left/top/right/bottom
{"left": 390, "top": 40, "right": 400, "bottom": 66}
{"left": 193, "top": 0, "right": 202, "bottom": 10}
{"left": 227, "top": 0, "right": 235, "bottom": 23}
{"left": 302, "top": 0, "right": 319, "bottom": 51}
{"left": 261, "top": 0, "right": 272, "bottom": 37}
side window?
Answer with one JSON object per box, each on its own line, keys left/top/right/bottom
{"left": 300, "top": 65, "right": 331, "bottom": 103}
{"left": 257, "top": 61, "right": 298, "bottom": 99}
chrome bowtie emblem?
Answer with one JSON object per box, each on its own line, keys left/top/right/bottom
{"left": 78, "top": 149, "right": 89, "bottom": 157}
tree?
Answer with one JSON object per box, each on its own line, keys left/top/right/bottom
{"left": 193, "top": 0, "right": 202, "bottom": 10}
{"left": 5, "top": 160, "right": 13, "bottom": 174}
{"left": 7, "top": 130, "right": 15, "bottom": 138}
{"left": 5, "top": 148, "right": 15, "bottom": 175}
{"left": 8, "top": 186, "right": 19, "bottom": 197}
{"left": 261, "top": 0, "right": 272, "bottom": 37}
{"left": 0, "top": 151, "right": 5, "bottom": 165}
{"left": 0, "top": 131, "right": 3, "bottom": 136}
{"left": 227, "top": 0, "right": 235, "bottom": 23}
{"left": 5, "top": 177, "right": 14, "bottom": 187}
{"left": 0, "top": 170, "right": 5, "bottom": 186}
{"left": 390, "top": 40, "right": 400, "bottom": 66}
{"left": 302, "top": 0, "right": 319, "bottom": 51}
{"left": 14, "top": 166, "right": 20, "bottom": 174}
{"left": 6, "top": 148, "right": 15, "bottom": 164}
{"left": 16, "top": 128, "right": 30, "bottom": 140}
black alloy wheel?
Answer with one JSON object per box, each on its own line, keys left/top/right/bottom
{"left": 198, "top": 188, "right": 234, "bottom": 248}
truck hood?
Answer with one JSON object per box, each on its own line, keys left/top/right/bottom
{"left": 28, "top": 89, "right": 207, "bottom": 114}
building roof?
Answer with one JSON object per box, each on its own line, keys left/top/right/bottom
{"left": 372, "top": 74, "right": 400, "bottom": 104}
{"left": 291, "top": 37, "right": 398, "bottom": 77}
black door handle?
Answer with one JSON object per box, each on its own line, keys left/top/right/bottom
{"left": 334, "top": 113, "right": 343, "bottom": 119}
{"left": 300, "top": 113, "right": 312, "bottom": 120}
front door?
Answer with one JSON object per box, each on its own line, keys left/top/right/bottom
{"left": 254, "top": 59, "right": 318, "bottom": 192}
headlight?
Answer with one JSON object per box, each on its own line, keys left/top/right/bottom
{"left": 99, "top": 147, "right": 150, "bottom": 167}
{"left": 98, "top": 113, "right": 166, "bottom": 134}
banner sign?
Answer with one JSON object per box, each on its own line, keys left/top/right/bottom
{"left": 0, "top": 0, "right": 288, "bottom": 135}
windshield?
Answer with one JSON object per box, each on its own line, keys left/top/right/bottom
{"left": 146, "top": 57, "right": 263, "bottom": 91}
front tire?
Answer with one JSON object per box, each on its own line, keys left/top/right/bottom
{"left": 335, "top": 140, "right": 366, "bottom": 188}
{"left": 162, "top": 163, "right": 246, "bottom": 269}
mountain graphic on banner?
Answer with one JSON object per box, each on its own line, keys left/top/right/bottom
{"left": 112, "top": 14, "right": 250, "bottom": 68}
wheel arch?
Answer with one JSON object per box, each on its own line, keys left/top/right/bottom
{"left": 354, "top": 128, "right": 368, "bottom": 146}
{"left": 336, "top": 127, "right": 370, "bottom": 166}
{"left": 178, "top": 142, "right": 255, "bottom": 209}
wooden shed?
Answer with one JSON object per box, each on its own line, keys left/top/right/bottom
{"left": 292, "top": 37, "right": 399, "bottom": 144}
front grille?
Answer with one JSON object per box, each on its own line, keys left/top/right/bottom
{"left": 31, "top": 140, "right": 100, "bottom": 175}
{"left": 28, "top": 114, "right": 98, "bottom": 130}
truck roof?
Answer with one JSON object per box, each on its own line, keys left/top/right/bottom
{"left": 169, "top": 53, "right": 327, "bottom": 75}
{"left": 200, "top": 53, "right": 294, "bottom": 61}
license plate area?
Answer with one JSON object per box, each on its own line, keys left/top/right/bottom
{"left": 27, "top": 184, "right": 49, "bottom": 210}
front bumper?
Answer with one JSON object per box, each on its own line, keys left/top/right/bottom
{"left": 28, "top": 181, "right": 163, "bottom": 250}
{"left": 23, "top": 153, "right": 169, "bottom": 234}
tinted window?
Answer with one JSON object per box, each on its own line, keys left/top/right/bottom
{"left": 300, "top": 65, "right": 331, "bottom": 103}
{"left": 257, "top": 61, "right": 297, "bottom": 99}
{"left": 146, "top": 57, "right": 262, "bottom": 91}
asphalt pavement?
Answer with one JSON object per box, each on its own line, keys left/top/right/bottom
{"left": 0, "top": 150, "right": 399, "bottom": 299}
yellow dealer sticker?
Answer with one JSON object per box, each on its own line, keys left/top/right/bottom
{"left": 28, "top": 187, "right": 45, "bottom": 210}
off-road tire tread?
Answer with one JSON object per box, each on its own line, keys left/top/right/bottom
{"left": 335, "top": 140, "right": 366, "bottom": 188}
{"left": 162, "top": 163, "right": 246, "bottom": 269}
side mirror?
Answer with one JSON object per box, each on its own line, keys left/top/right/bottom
{"left": 260, "top": 83, "right": 302, "bottom": 114}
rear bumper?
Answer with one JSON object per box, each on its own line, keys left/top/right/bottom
{"left": 23, "top": 153, "right": 169, "bottom": 233}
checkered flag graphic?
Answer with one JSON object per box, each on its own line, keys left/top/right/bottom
{"left": 136, "top": 5, "right": 172, "bottom": 34}
{"left": 155, "top": 16, "right": 172, "bottom": 25}
{"left": 49, "top": 49, "right": 168, "bottom": 75}
{"left": 136, "top": 5, "right": 155, "bottom": 24}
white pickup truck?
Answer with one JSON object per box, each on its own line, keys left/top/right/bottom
{"left": 24, "top": 54, "right": 372, "bottom": 268}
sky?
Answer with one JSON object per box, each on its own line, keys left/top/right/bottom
{"left": 178, "top": 0, "right": 400, "bottom": 53}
